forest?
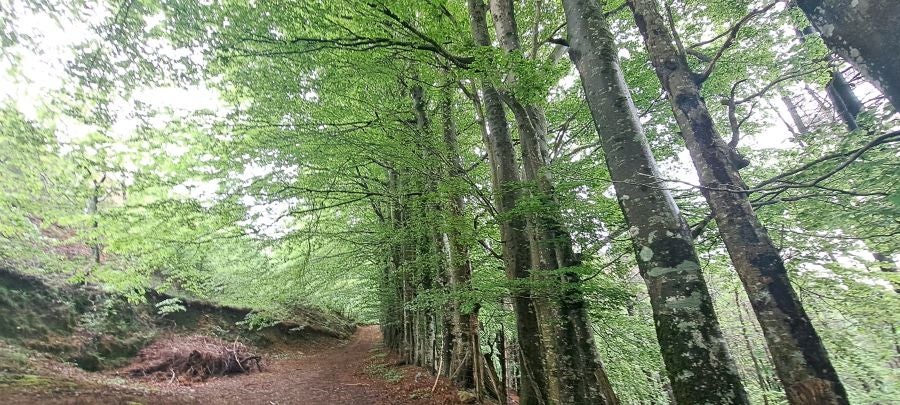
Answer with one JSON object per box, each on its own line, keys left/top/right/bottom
{"left": 0, "top": 0, "right": 898, "bottom": 404}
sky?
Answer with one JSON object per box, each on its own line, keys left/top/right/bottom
{"left": 1, "top": 1, "right": 227, "bottom": 190}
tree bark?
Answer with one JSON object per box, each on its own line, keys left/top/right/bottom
{"left": 409, "top": 81, "right": 434, "bottom": 370}
{"left": 796, "top": 0, "right": 900, "bottom": 110}
{"left": 825, "top": 70, "right": 861, "bottom": 131}
{"left": 381, "top": 169, "right": 405, "bottom": 352}
{"left": 781, "top": 91, "right": 809, "bottom": 135}
{"left": 497, "top": 326, "right": 508, "bottom": 405}
{"left": 487, "top": 1, "right": 619, "bottom": 403}
{"left": 87, "top": 177, "right": 105, "bottom": 265}
{"left": 439, "top": 85, "right": 479, "bottom": 388}
{"left": 466, "top": 2, "right": 550, "bottom": 403}
{"left": 625, "top": 0, "right": 849, "bottom": 403}
{"left": 561, "top": 0, "right": 748, "bottom": 403}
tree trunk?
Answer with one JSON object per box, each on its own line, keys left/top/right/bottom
{"left": 796, "top": 0, "right": 900, "bottom": 110}
{"left": 87, "top": 185, "right": 101, "bottom": 265}
{"left": 497, "top": 327, "right": 508, "bottom": 405}
{"left": 439, "top": 85, "right": 479, "bottom": 388}
{"left": 466, "top": 2, "right": 549, "bottom": 403}
{"left": 487, "top": 1, "right": 618, "bottom": 403}
{"left": 382, "top": 169, "right": 406, "bottom": 352}
{"left": 825, "top": 70, "right": 861, "bottom": 131}
{"left": 625, "top": 0, "right": 849, "bottom": 403}
{"left": 440, "top": 299, "right": 454, "bottom": 376}
{"left": 561, "top": 1, "right": 748, "bottom": 403}
{"left": 780, "top": 91, "right": 809, "bottom": 135}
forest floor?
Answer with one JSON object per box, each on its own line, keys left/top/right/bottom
{"left": 0, "top": 326, "right": 466, "bottom": 405}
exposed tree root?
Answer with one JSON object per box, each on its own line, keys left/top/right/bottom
{"left": 126, "top": 335, "right": 261, "bottom": 382}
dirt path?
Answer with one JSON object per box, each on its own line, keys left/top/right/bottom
{"left": 1, "top": 326, "right": 463, "bottom": 405}
{"left": 183, "top": 325, "right": 402, "bottom": 404}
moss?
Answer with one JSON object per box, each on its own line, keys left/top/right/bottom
{"left": 1, "top": 268, "right": 354, "bottom": 375}
{"left": 365, "top": 351, "right": 403, "bottom": 384}
{"left": 1, "top": 269, "right": 157, "bottom": 371}
{"left": 70, "top": 353, "right": 102, "bottom": 372}
{"left": 0, "top": 273, "right": 79, "bottom": 341}
{"left": 0, "top": 373, "right": 76, "bottom": 389}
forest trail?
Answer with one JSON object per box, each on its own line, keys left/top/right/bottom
{"left": 186, "top": 325, "right": 384, "bottom": 404}
{"left": 1, "top": 326, "right": 462, "bottom": 405}
{"left": 161, "top": 325, "right": 461, "bottom": 405}
{"left": 180, "top": 325, "right": 420, "bottom": 405}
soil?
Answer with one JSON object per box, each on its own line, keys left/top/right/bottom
{"left": 0, "top": 326, "right": 465, "bottom": 405}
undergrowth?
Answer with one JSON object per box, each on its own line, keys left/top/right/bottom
{"left": 365, "top": 348, "right": 402, "bottom": 383}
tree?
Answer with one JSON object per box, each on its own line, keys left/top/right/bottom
{"left": 465, "top": 2, "right": 553, "bottom": 401}
{"left": 796, "top": 0, "right": 900, "bottom": 110}
{"left": 484, "top": 1, "right": 618, "bottom": 402}
{"left": 624, "top": 0, "right": 849, "bottom": 402}
{"left": 560, "top": 0, "right": 749, "bottom": 403}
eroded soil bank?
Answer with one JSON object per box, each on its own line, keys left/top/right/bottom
{"left": 0, "top": 269, "right": 465, "bottom": 404}
{"left": 2, "top": 326, "right": 464, "bottom": 405}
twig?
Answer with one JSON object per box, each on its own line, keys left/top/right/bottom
{"left": 431, "top": 355, "right": 444, "bottom": 393}
{"left": 478, "top": 239, "right": 504, "bottom": 261}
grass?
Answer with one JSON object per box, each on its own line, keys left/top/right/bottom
{"left": 0, "top": 373, "right": 76, "bottom": 389}
{"left": 0, "top": 344, "right": 31, "bottom": 373}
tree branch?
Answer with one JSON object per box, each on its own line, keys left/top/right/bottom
{"left": 696, "top": 1, "right": 780, "bottom": 82}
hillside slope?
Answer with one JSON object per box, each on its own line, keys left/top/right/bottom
{"left": 0, "top": 267, "right": 355, "bottom": 376}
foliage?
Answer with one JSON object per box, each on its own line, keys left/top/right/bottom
{"left": 236, "top": 312, "right": 278, "bottom": 332}
{"left": 154, "top": 298, "right": 186, "bottom": 316}
{"left": 0, "top": 0, "right": 897, "bottom": 403}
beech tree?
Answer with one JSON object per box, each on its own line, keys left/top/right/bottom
{"left": 796, "top": 0, "right": 900, "bottom": 110}
{"left": 2, "top": 0, "right": 898, "bottom": 403}
{"left": 561, "top": 0, "right": 748, "bottom": 403}
{"left": 624, "top": 0, "right": 848, "bottom": 402}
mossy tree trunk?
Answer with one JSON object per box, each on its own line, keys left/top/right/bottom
{"left": 488, "top": 1, "right": 618, "bottom": 403}
{"left": 562, "top": 0, "right": 749, "bottom": 403}
{"left": 439, "top": 84, "right": 480, "bottom": 389}
{"left": 466, "top": 1, "right": 550, "bottom": 403}
{"left": 625, "top": 0, "right": 848, "bottom": 403}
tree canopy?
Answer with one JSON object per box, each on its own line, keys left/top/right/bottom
{"left": 1, "top": 0, "right": 897, "bottom": 403}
